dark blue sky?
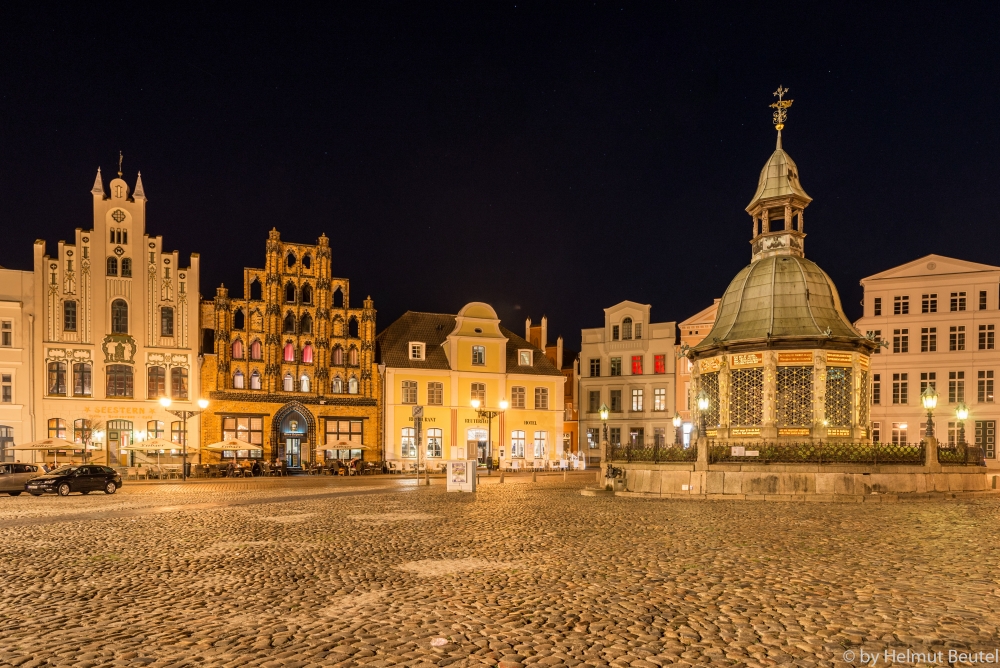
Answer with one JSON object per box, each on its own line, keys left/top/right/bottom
{"left": 2, "top": 3, "right": 999, "bottom": 350}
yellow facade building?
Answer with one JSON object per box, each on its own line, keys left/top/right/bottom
{"left": 377, "top": 303, "right": 565, "bottom": 468}
{"left": 199, "top": 229, "right": 379, "bottom": 469}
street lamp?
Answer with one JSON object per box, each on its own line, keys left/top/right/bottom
{"left": 472, "top": 398, "right": 506, "bottom": 472}
{"left": 672, "top": 413, "right": 682, "bottom": 447}
{"left": 955, "top": 401, "right": 970, "bottom": 447}
{"left": 696, "top": 390, "right": 710, "bottom": 437}
{"left": 599, "top": 402, "right": 609, "bottom": 444}
{"left": 160, "top": 396, "right": 211, "bottom": 480}
{"left": 920, "top": 385, "right": 939, "bottom": 438}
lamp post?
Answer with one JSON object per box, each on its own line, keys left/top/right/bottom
{"left": 920, "top": 385, "right": 939, "bottom": 438}
{"left": 471, "top": 398, "right": 507, "bottom": 472}
{"left": 955, "top": 401, "right": 969, "bottom": 448}
{"left": 672, "top": 412, "right": 682, "bottom": 446}
{"left": 159, "top": 397, "right": 210, "bottom": 480}
{"left": 696, "top": 390, "right": 710, "bottom": 438}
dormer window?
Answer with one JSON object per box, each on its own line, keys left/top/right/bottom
{"left": 472, "top": 345, "right": 485, "bottom": 365}
{"left": 622, "top": 317, "right": 633, "bottom": 340}
{"left": 518, "top": 349, "right": 533, "bottom": 366}
{"left": 409, "top": 342, "right": 425, "bottom": 361}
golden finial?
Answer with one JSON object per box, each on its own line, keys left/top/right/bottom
{"left": 769, "top": 86, "right": 793, "bottom": 131}
{"left": 117, "top": 151, "right": 123, "bottom": 178}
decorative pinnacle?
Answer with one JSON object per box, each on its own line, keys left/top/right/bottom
{"left": 769, "top": 85, "right": 793, "bottom": 131}
{"left": 118, "top": 151, "right": 123, "bottom": 178}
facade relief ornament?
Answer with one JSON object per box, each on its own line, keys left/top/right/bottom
{"left": 102, "top": 334, "right": 137, "bottom": 364}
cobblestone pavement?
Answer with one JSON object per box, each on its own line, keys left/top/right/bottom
{"left": 1, "top": 473, "right": 999, "bottom": 667}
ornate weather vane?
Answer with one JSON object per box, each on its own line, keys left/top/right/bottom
{"left": 770, "top": 86, "right": 793, "bottom": 131}
{"left": 118, "top": 151, "right": 123, "bottom": 178}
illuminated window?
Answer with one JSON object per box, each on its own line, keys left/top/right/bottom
{"left": 654, "top": 355, "right": 666, "bottom": 374}
{"left": 250, "top": 340, "right": 262, "bottom": 360}
{"left": 284, "top": 342, "right": 295, "bottom": 362}
{"left": 146, "top": 420, "right": 164, "bottom": 439}
{"left": 171, "top": 421, "right": 186, "bottom": 446}
{"left": 510, "top": 430, "right": 525, "bottom": 458}
{"left": 48, "top": 418, "right": 66, "bottom": 439}
{"left": 891, "top": 422, "right": 907, "bottom": 445}
{"left": 106, "top": 365, "right": 133, "bottom": 397}
{"left": 47, "top": 362, "right": 66, "bottom": 395}
{"left": 73, "top": 363, "right": 91, "bottom": 397}
{"left": 233, "top": 370, "right": 245, "bottom": 389}
{"left": 300, "top": 375, "right": 310, "bottom": 392}
{"left": 283, "top": 373, "right": 293, "bottom": 392}
{"left": 631, "top": 356, "right": 643, "bottom": 374}
{"left": 147, "top": 366, "right": 166, "bottom": 398}
{"left": 978, "top": 370, "right": 994, "bottom": 403}
{"left": 348, "top": 376, "right": 358, "bottom": 394}
{"left": 518, "top": 350, "right": 532, "bottom": 366}
{"left": 534, "top": 387, "right": 549, "bottom": 410}
{"left": 332, "top": 345, "right": 343, "bottom": 365}
{"left": 631, "top": 388, "right": 643, "bottom": 412}
{"left": 401, "top": 427, "right": 416, "bottom": 458}
{"left": 654, "top": 388, "right": 666, "bottom": 411}
{"left": 232, "top": 339, "right": 244, "bottom": 359}
{"left": 250, "top": 370, "right": 261, "bottom": 390}
{"left": 427, "top": 428, "right": 443, "bottom": 458}
{"left": 472, "top": 345, "right": 485, "bottom": 365}
{"left": 302, "top": 344, "right": 314, "bottom": 364}
{"left": 63, "top": 300, "right": 77, "bottom": 332}
{"left": 348, "top": 346, "right": 359, "bottom": 366}
{"left": 533, "top": 431, "right": 547, "bottom": 458}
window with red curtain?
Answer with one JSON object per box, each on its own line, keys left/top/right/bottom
{"left": 302, "top": 344, "right": 314, "bottom": 364}
{"left": 631, "top": 356, "right": 643, "bottom": 374}
{"left": 654, "top": 355, "right": 666, "bottom": 374}
{"left": 284, "top": 342, "right": 295, "bottom": 362}
{"left": 232, "top": 339, "right": 244, "bottom": 359}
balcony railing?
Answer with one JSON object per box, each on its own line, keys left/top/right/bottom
{"left": 707, "top": 441, "right": 925, "bottom": 465}
{"left": 607, "top": 443, "right": 697, "bottom": 463}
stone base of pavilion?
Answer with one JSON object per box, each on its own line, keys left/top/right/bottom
{"left": 609, "top": 462, "right": 997, "bottom": 502}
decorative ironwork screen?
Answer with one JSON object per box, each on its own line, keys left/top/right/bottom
{"left": 700, "top": 371, "right": 720, "bottom": 427}
{"left": 776, "top": 366, "right": 813, "bottom": 426}
{"left": 730, "top": 368, "right": 763, "bottom": 426}
{"left": 859, "top": 370, "right": 870, "bottom": 428}
{"left": 825, "top": 367, "right": 852, "bottom": 427}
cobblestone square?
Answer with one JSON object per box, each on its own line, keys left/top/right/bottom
{"left": 1, "top": 474, "right": 999, "bottom": 667}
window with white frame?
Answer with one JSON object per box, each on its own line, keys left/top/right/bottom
{"left": 472, "top": 345, "right": 485, "bottom": 365}
{"left": 947, "top": 421, "right": 959, "bottom": 445}
{"left": 427, "top": 428, "right": 443, "bottom": 458}
{"left": 471, "top": 382, "right": 485, "bottom": 403}
{"left": 511, "top": 386, "right": 525, "bottom": 409}
{"left": 533, "top": 431, "right": 547, "bottom": 458}
{"left": 401, "top": 380, "right": 417, "bottom": 404}
{"left": 534, "top": 387, "right": 548, "bottom": 410}
{"left": 891, "top": 422, "right": 908, "bottom": 444}
{"left": 510, "top": 430, "right": 525, "bottom": 458}
{"left": 518, "top": 350, "right": 532, "bottom": 366}
{"left": 409, "top": 342, "right": 425, "bottom": 361}
{"left": 427, "top": 382, "right": 443, "bottom": 405}
{"left": 631, "top": 388, "right": 643, "bottom": 411}
{"left": 654, "top": 387, "right": 666, "bottom": 411}
{"left": 401, "top": 427, "right": 416, "bottom": 458}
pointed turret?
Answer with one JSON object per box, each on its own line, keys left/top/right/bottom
{"left": 91, "top": 167, "right": 105, "bottom": 197}
{"left": 133, "top": 171, "right": 146, "bottom": 201}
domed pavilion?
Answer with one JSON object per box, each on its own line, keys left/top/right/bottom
{"left": 689, "top": 89, "right": 877, "bottom": 442}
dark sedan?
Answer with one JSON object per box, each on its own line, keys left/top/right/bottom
{"left": 26, "top": 465, "right": 122, "bottom": 496}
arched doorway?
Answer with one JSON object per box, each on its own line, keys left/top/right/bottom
{"left": 271, "top": 402, "right": 315, "bottom": 470}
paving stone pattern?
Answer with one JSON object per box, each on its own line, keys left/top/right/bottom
{"left": 1, "top": 475, "right": 999, "bottom": 667}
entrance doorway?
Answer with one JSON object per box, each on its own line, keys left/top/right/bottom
{"left": 286, "top": 438, "right": 301, "bottom": 468}
{"left": 467, "top": 428, "right": 488, "bottom": 465}
{"left": 278, "top": 408, "right": 309, "bottom": 469}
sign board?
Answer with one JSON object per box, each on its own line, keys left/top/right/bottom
{"left": 826, "top": 352, "right": 853, "bottom": 367}
{"left": 827, "top": 428, "right": 851, "bottom": 437}
{"left": 446, "top": 460, "right": 477, "bottom": 493}
{"left": 411, "top": 406, "right": 424, "bottom": 418}
{"left": 699, "top": 357, "right": 722, "bottom": 373}
{"left": 777, "top": 352, "right": 813, "bottom": 365}
{"left": 730, "top": 427, "right": 761, "bottom": 437}
{"left": 730, "top": 352, "right": 763, "bottom": 367}
{"left": 778, "top": 427, "right": 810, "bottom": 436}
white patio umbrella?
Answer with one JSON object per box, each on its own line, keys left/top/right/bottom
{"left": 205, "top": 438, "right": 256, "bottom": 465}
{"left": 124, "top": 437, "right": 180, "bottom": 466}
{"left": 12, "top": 437, "right": 81, "bottom": 465}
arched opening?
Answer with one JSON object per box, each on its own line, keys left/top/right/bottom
{"left": 233, "top": 308, "right": 245, "bottom": 330}
{"left": 332, "top": 345, "right": 343, "bottom": 365}
{"left": 232, "top": 339, "right": 244, "bottom": 359}
{"left": 283, "top": 312, "right": 296, "bottom": 334}
{"left": 233, "top": 370, "right": 245, "bottom": 389}
{"left": 286, "top": 252, "right": 296, "bottom": 269}
{"left": 332, "top": 287, "right": 344, "bottom": 308}
{"left": 275, "top": 406, "right": 311, "bottom": 469}
{"left": 250, "top": 339, "right": 262, "bottom": 360}
{"left": 332, "top": 375, "right": 343, "bottom": 393}
{"left": 300, "top": 313, "right": 313, "bottom": 334}
{"left": 302, "top": 254, "right": 312, "bottom": 269}
{"left": 349, "top": 316, "right": 359, "bottom": 338}
{"left": 302, "top": 344, "right": 314, "bottom": 364}
{"left": 283, "top": 373, "right": 294, "bottom": 392}
{"left": 348, "top": 376, "right": 358, "bottom": 394}
{"left": 111, "top": 299, "right": 129, "bottom": 334}
{"left": 249, "top": 278, "right": 262, "bottom": 301}
{"left": 285, "top": 282, "right": 296, "bottom": 303}
{"left": 301, "top": 284, "right": 312, "bottom": 304}
{"left": 622, "top": 317, "right": 633, "bottom": 340}
{"left": 348, "top": 346, "right": 359, "bottom": 366}
{"left": 300, "top": 375, "right": 310, "bottom": 392}
{"left": 284, "top": 342, "right": 295, "bottom": 362}
{"left": 250, "top": 370, "right": 261, "bottom": 390}
{"left": 106, "top": 257, "right": 118, "bottom": 276}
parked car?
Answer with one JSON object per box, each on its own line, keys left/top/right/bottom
{"left": 0, "top": 463, "right": 42, "bottom": 496}
{"left": 26, "top": 465, "right": 122, "bottom": 496}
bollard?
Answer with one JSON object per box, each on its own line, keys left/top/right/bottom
{"left": 499, "top": 471, "right": 505, "bottom": 484}
{"left": 532, "top": 470, "right": 537, "bottom": 483}
{"left": 563, "top": 470, "right": 567, "bottom": 482}
{"left": 596, "top": 470, "right": 601, "bottom": 484}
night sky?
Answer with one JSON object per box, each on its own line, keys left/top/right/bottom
{"left": 3, "top": 3, "right": 1000, "bottom": 352}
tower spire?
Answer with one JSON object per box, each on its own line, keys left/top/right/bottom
{"left": 133, "top": 171, "right": 146, "bottom": 200}
{"left": 91, "top": 167, "right": 104, "bottom": 196}
{"left": 770, "top": 85, "right": 793, "bottom": 149}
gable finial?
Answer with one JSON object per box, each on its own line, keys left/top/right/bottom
{"left": 118, "top": 151, "right": 123, "bottom": 178}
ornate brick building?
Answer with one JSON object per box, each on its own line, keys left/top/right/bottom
{"left": 199, "top": 229, "right": 379, "bottom": 469}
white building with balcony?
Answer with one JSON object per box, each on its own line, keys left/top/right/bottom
{"left": 579, "top": 301, "right": 677, "bottom": 459}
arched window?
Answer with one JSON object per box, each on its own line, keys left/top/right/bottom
{"left": 111, "top": 299, "right": 129, "bottom": 334}
{"left": 250, "top": 339, "right": 262, "bottom": 360}
{"left": 283, "top": 373, "right": 294, "bottom": 392}
{"left": 349, "top": 316, "right": 359, "bottom": 338}
{"left": 147, "top": 366, "right": 166, "bottom": 398}
{"left": 48, "top": 418, "right": 67, "bottom": 439}
{"left": 171, "top": 367, "right": 188, "bottom": 399}
{"left": 233, "top": 309, "right": 245, "bottom": 330}
{"left": 249, "top": 278, "right": 262, "bottom": 301}
{"left": 622, "top": 317, "right": 633, "bottom": 340}
{"left": 250, "top": 370, "right": 261, "bottom": 390}
{"left": 283, "top": 312, "right": 296, "bottom": 334}
{"left": 121, "top": 258, "right": 132, "bottom": 277}
{"left": 348, "top": 376, "right": 359, "bottom": 394}
{"left": 302, "top": 344, "right": 314, "bottom": 364}
{"left": 47, "top": 362, "right": 66, "bottom": 395}
{"left": 348, "top": 346, "right": 359, "bottom": 366}
{"left": 107, "top": 365, "right": 134, "bottom": 397}
{"left": 63, "top": 300, "right": 77, "bottom": 332}
{"left": 332, "top": 375, "right": 343, "bottom": 393}
{"left": 285, "top": 282, "right": 296, "bottom": 303}
{"left": 333, "top": 287, "right": 344, "bottom": 308}
{"left": 300, "top": 375, "right": 310, "bottom": 392}
{"left": 301, "top": 284, "right": 312, "bottom": 304}
{"left": 332, "top": 345, "right": 343, "bottom": 365}
{"left": 300, "top": 313, "right": 312, "bottom": 334}
{"left": 284, "top": 342, "right": 295, "bottom": 362}
{"left": 233, "top": 370, "right": 245, "bottom": 389}
{"left": 286, "top": 252, "right": 296, "bottom": 269}
{"left": 160, "top": 306, "right": 174, "bottom": 337}
{"left": 106, "top": 257, "right": 118, "bottom": 276}
{"left": 232, "top": 339, "right": 244, "bottom": 359}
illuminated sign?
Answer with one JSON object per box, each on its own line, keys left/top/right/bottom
{"left": 778, "top": 427, "right": 810, "bottom": 436}
{"left": 777, "top": 352, "right": 812, "bottom": 365}
{"left": 705, "top": 429, "right": 718, "bottom": 437}
{"left": 730, "top": 353, "right": 763, "bottom": 367}
{"left": 827, "top": 428, "right": 851, "bottom": 437}
{"left": 699, "top": 357, "right": 722, "bottom": 373}
{"left": 826, "top": 352, "right": 853, "bottom": 366}
{"left": 730, "top": 427, "right": 761, "bottom": 436}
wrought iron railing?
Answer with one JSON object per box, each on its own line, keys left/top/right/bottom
{"left": 937, "top": 445, "right": 987, "bottom": 466}
{"left": 707, "top": 441, "right": 925, "bottom": 465}
{"left": 607, "top": 443, "right": 698, "bottom": 463}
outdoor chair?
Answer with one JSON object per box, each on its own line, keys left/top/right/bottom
{"left": 126, "top": 467, "right": 138, "bottom": 480}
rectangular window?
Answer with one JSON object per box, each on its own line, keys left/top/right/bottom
{"left": 874, "top": 297, "right": 882, "bottom": 316}
{"left": 0, "top": 321, "right": 10, "bottom": 347}
{"left": 586, "top": 428, "right": 600, "bottom": 449}
{"left": 426, "top": 428, "right": 443, "bottom": 458}
{"left": 611, "top": 325, "right": 619, "bottom": 341}
{"left": 872, "top": 373, "right": 881, "bottom": 405}
{"left": 534, "top": 387, "right": 549, "bottom": 410}
{"left": 950, "top": 326, "right": 966, "bottom": 351}
{"left": 533, "top": 431, "right": 547, "bottom": 458}
{"left": 148, "top": 366, "right": 166, "bottom": 399}
{"left": 893, "top": 295, "right": 909, "bottom": 315}
{"left": 951, "top": 292, "right": 967, "bottom": 311}
{"left": 409, "top": 342, "right": 425, "bottom": 360}
{"left": 921, "top": 293, "right": 938, "bottom": 313}
{"left": 892, "top": 373, "right": 908, "bottom": 405}
{"left": 1, "top": 374, "right": 10, "bottom": 403}
{"left": 610, "top": 389, "right": 622, "bottom": 412}
{"left": 654, "top": 355, "right": 666, "bottom": 374}
{"left": 588, "top": 390, "right": 600, "bottom": 413}
{"left": 160, "top": 307, "right": 174, "bottom": 337}
{"left": 610, "top": 357, "right": 622, "bottom": 376}
{"left": 892, "top": 329, "right": 908, "bottom": 353}
{"left": 654, "top": 427, "right": 665, "bottom": 447}
{"left": 979, "top": 324, "right": 995, "bottom": 350}
{"left": 510, "top": 430, "right": 525, "bottom": 458}
{"left": 511, "top": 386, "right": 526, "bottom": 409}
{"left": 325, "top": 419, "right": 363, "bottom": 447}
{"left": 634, "top": 323, "right": 642, "bottom": 340}
{"left": 631, "top": 356, "right": 643, "bottom": 375}
{"left": 106, "top": 365, "right": 134, "bottom": 398}
{"left": 48, "top": 418, "right": 66, "bottom": 439}
{"left": 470, "top": 382, "right": 486, "bottom": 403}
{"left": 920, "top": 372, "right": 937, "bottom": 392}
{"left": 165, "top": 421, "right": 185, "bottom": 446}
{"left": 978, "top": 370, "right": 994, "bottom": 403}
{"left": 872, "top": 421, "right": 881, "bottom": 443}
{"left": 589, "top": 358, "right": 601, "bottom": 377}
{"left": 471, "top": 345, "right": 485, "bottom": 365}
{"left": 654, "top": 387, "right": 666, "bottom": 411}
{"left": 609, "top": 427, "right": 621, "bottom": 446}
{"left": 401, "top": 380, "right": 417, "bottom": 404}
{"left": 981, "top": 290, "right": 988, "bottom": 310}
{"left": 400, "top": 427, "right": 416, "bottom": 458}
{"left": 518, "top": 350, "right": 532, "bottom": 366}
{"left": 891, "top": 422, "right": 908, "bottom": 445}
{"left": 949, "top": 371, "right": 965, "bottom": 403}
{"left": 920, "top": 327, "right": 937, "bottom": 352}
{"left": 63, "top": 300, "right": 77, "bottom": 332}
{"left": 171, "top": 367, "right": 188, "bottom": 400}
{"left": 948, "top": 421, "right": 959, "bottom": 446}
{"left": 73, "top": 363, "right": 92, "bottom": 397}
{"left": 427, "top": 382, "right": 443, "bottom": 406}
{"left": 47, "top": 362, "right": 66, "bottom": 395}
{"left": 631, "top": 388, "right": 643, "bottom": 412}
